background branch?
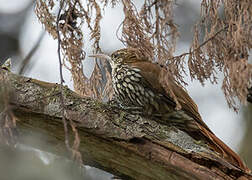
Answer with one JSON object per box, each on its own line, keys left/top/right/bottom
{"left": 18, "top": 31, "right": 45, "bottom": 75}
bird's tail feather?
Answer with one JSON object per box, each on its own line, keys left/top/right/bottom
{"left": 199, "top": 125, "right": 250, "bottom": 173}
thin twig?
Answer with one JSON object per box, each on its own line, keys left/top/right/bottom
{"left": 167, "top": 25, "right": 228, "bottom": 62}
{"left": 18, "top": 31, "right": 46, "bottom": 75}
{"left": 116, "top": 21, "right": 124, "bottom": 45}
{"left": 56, "top": 1, "right": 82, "bottom": 163}
{"left": 147, "top": 0, "right": 157, "bottom": 11}
{"left": 56, "top": 0, "right": 70, "bottom": 150}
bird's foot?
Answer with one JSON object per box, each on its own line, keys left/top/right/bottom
{"left": 108, "top": 98, "right": 143, "bottom": 112}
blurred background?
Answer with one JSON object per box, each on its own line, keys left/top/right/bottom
{"left": 0, "top": 0, "right": 251, "bottom": 179}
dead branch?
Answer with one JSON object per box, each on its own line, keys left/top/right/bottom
{"left": 0, "top": 68, "right": 251, "bottom": 180}
{"left": 18, "top": 31, "right": 45, "bottom": 75}
{"left": 248, "top": 87, "right": 252, "bottom": 103}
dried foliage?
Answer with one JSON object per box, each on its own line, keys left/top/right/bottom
{"left": 120, "top": 0, "right": 183, "bottom": 82}
{"left": 35, "top": 0, "right": 104, "bottom": 99}
{"left": 35, "top": 0, "right": 252, "bottom": 110}
{"left": 189, "top": 0, "right": 252, "bottom": 110}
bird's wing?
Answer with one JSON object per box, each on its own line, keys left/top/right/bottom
{"left": 129, "top": 61, "right": 212, "bottom": 132}
{"left": 129, "top": 61, "right": 249, "bottom": 171}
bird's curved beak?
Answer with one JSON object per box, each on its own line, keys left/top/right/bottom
{"left": 89, "top": 54, "right": 112, "bottom": 62}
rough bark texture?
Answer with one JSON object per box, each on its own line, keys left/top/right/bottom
{"left": 0, "top": 68, "right": 251, "bottom": 180}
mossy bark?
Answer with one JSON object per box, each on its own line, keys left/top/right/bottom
{"left": 0, "top": 68, "right": 251, "bottom": 180}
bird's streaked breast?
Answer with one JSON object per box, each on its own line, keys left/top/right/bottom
{"left": 112, "top": 65, "right": 150, "bottom": 107}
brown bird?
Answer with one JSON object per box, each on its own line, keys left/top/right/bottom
{"left": 90, "top": 48, "right": 248, "bottom": 172}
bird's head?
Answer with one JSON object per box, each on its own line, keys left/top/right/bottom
{"left": 89, "top": 48, "right": 144, "bottom": 68}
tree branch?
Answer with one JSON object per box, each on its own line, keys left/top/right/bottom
{"left": 248, "top": 87, "right": 252, "bottom": 103}
{"left": 0, "top": 68, "right": 251, "bottom": 180}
